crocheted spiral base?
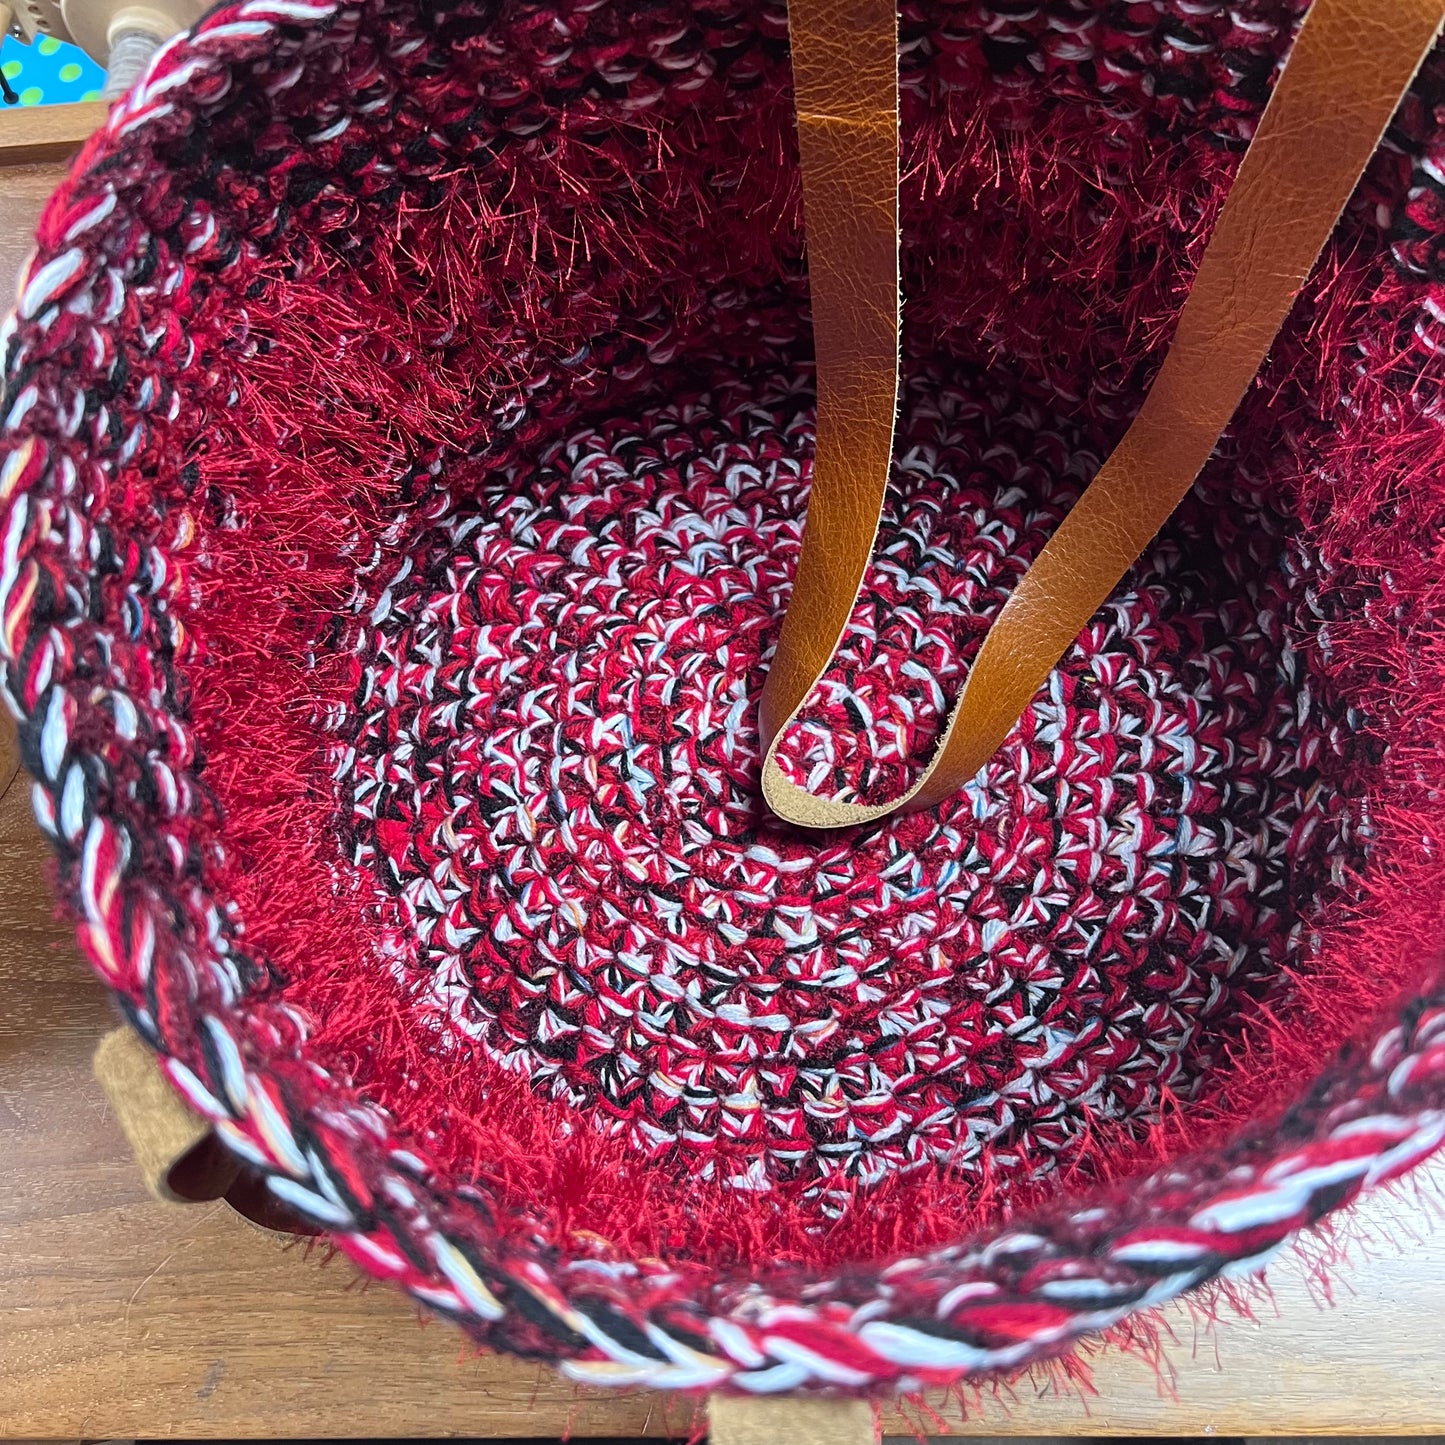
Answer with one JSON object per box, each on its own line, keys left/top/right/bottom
{"left": 332, "top": 352, "right": 1363, "bottom": 1202}
{"left": 6, "top": 0, "right": 1445, "bottom": 1394}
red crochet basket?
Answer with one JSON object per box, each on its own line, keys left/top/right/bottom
{"left": 6, "top": 0, "right": 1445, "bottom": 1394}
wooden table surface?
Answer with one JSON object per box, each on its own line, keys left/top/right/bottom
{"left": 3, "top": 149, "right": 1445, "bottom": 1439}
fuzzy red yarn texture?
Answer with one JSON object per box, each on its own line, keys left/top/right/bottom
{"left": 4, "top": 0, "right": 1445, "bottom": 1393}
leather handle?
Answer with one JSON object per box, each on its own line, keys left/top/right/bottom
{"left": 761, "top": 0, "right": 1445, "bottom": 829}
{"left": 761, "top": 0, "right": 900, "bottom": 823}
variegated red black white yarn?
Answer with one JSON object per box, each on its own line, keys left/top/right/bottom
{"left": 6, "top": 0, "right": 1445, "bottom": 1393}
{"left": 333, "top": 355, "right": 1365, "bottom": 1203}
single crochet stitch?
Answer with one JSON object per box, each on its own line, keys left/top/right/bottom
{"left": 5, "top": 0, "right": 1445, "bottom": 1393}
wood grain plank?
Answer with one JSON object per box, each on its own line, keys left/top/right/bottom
{"left": 0, "top": 101, "right": 107, "bottom": 166}
{"left": 0, "top": 161, "right": 67, "bottom": 300}
{"left": 3, "top": 139, "right": 1445, "bottom": 1443}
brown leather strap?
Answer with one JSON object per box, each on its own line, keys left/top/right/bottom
{"left": 761, "top": 0, "right": 899, "bottom": 811}
{"left": 762, "top": 0, "right": 1445, "bottom": 829}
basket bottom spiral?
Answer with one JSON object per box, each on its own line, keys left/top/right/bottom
{"left": 197, "top": 337, "right": 1369, "bottom": 1256}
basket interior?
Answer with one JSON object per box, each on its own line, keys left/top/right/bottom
{"left": 73, "top": 0, "right": 1445, "bottom": 1271}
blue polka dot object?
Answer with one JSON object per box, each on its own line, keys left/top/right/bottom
{"left": 0, "top": 32, "right": 104, "bottom": 107}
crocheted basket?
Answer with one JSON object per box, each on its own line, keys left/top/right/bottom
{"left": 7, "top": 0, "right": 1445, "bottom": 1395}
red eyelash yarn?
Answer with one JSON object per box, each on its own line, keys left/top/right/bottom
{"left": 6, "top": 0, "right": 1445, "bottom": 1393}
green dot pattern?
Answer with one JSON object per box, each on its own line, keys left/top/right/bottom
{"left": 0, "top": 34, "right": 106, "bottom": 104}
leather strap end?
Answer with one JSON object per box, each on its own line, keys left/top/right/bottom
{"left": 708, "top": 1393, "right": 876, "bottom": 1445}
{"left": 93, "top": 1026, "right": 321, "bottom": 1234}
{"left": 93, "top": 1025, "right": 240, "bottom": 1204}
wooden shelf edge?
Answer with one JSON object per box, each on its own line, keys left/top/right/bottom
{"left": 0, "top": 100, "right": 110, "bottom": 166}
